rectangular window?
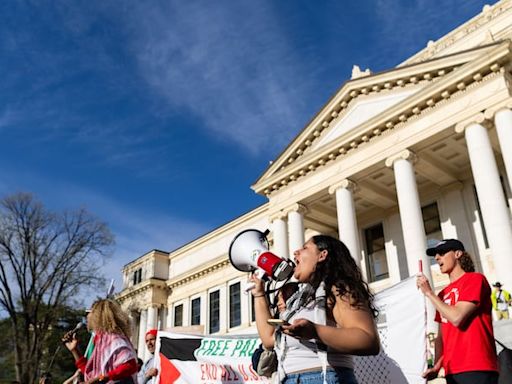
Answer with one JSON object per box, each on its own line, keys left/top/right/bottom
{"left": 191, "top": 297, "right": 201, "bottom": 326}
{"left": 133, "top": 268, "right": 142, "bottom": 285}
{"left": 174, "top": 304, "right": 183, "bottom": 327}
{"left": 229, "top": 282, "right": 241, "bottom": 328}
{"left": 422, "top": 202, "right": 441, "bottom": 237}
{"left": 364, "top": 223, "right": 388, "bottom": 282}
{"left": 209, "top": 290, "right": 220, "bottom": 334}
{"left": 251, "top": 294, "right": 256, "bottom": 322}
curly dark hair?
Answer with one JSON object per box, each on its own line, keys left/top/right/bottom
{"left": 458, "top": 251, "right": 475, "bottom": 272}
{"left": 310, "top": 235, "right": 378, "bottom": 318}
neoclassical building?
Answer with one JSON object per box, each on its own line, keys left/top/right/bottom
{"left": 117, "top": 1, "right": 512, "bottom": 361}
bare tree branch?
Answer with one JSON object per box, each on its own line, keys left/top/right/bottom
{"left": 0, "top": 192, "right": 114, "bottom": 383}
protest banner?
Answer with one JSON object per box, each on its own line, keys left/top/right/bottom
{"left": 154, "top": 277, "right": 426, "bottom": 384}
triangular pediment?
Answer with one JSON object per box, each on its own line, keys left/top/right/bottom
{"left": 252, "top": 41, "right": 510, "bottom": 196}
{"left": 312, "top": 87, "right": 423, "bottom": 151}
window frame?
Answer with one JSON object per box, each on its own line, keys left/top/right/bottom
{"left": 363, "top": 222, "right": 389, "bottom": 283}
{"left": 208, "top": 290, "right": 220, "bottom": 334}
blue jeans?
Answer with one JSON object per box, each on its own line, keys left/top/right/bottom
{"left": 282, "top": 367, "right": 358, "bottom": 384}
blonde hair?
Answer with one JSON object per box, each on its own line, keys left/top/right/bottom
{"left": 88, "top": 299, "right": 132, "bottom": 338}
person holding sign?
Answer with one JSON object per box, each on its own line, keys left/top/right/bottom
{"left": 416, "top": 239, "right": 498, "bottom": 384}
{"left": 252, "top": 235, "right": 380, "bottom": 384}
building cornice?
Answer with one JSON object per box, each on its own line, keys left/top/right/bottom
{"left": 166, "top": 258, "right": 231, "bottom": 289}
{"left": 252, "top": 41, "right": 511, "bottom": 197}
{"left": 116, "top": 278, "right": 168, "bottom": 303}
{"left": 122, "top": 249, "right": 169, "bottom": 272}
{"left": 401, "top": 0, "right": 512, "bottom": 66}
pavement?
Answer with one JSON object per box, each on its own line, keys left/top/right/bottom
{"left": 427, "top": 318, "right": 512, "bottom": 383}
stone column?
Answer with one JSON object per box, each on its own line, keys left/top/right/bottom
{"left": 287, "top": 203, "right": 306, "bottom": 257}
{"left": 386, "top": 150, "right": 435, "bottom": 332}
{"left": 147, "top": 306, "right": 158, "bottom": 330}
{"left": 456, "top": 116, "right": 512, "bottom": 289}
{"left": 328, "top": 179, "right": 362, "bottom": 268}
{"left": 270, "top": 212, "right": 289, "bottom": 259}
{"left": 137, "top": 309, "right": 148, "bottom": 360}
{"left": 492, "top": 107, "right": 512, "bottom": 192}
{"left": 385, "top": 150, "right": 432, "bottom": 282}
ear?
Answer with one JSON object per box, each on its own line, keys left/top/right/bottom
{"left": 454, "top": 250, "right": 463, "bottom": 259}
{"left": 318, "top": 249, "right": 328, "bottom": 262}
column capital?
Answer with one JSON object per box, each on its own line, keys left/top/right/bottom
{"left": 269, "top": 211, "right": 287, "bottom": 222}
{"left": 385, "top": 149, "right": 417, "bottom": 168}
{"left": 284, "top": 203, "right": 308, "bottom": 215}
{"left": 328, "top": 179, "right": 357, "bottom": 195}
{"left": 484, "top": 102, "right": 512, "bottom": 120}
{"left": 454, "top": 112, "right": 490, "bottom": 133}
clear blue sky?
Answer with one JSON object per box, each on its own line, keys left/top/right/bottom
{"left": 0, "top": 0, "right": 496, "bottom": 293}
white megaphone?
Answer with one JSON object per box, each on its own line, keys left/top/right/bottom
{"left": 229, "top": 229, "right": 295, "bottom": 291}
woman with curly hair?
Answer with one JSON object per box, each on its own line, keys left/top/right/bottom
{"left": 62, "top": 299, "right": 138, "bottom": 384}
{"left": 252, "top": 235, "right": 380, "bottom": 384}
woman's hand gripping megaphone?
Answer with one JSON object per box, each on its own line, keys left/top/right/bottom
{"left": 246, "top": 271, "right": 266, "bottom": 295}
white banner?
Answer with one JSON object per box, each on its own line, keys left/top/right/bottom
{"left": 154, "top": 277, "right": 427, "bottom": 384}
{"left": 354, "top": 276, "right": 427, "bottom": 384}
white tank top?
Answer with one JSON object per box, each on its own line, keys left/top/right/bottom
{"left": 275, "top": 301, "right": 353, "bottom": 374}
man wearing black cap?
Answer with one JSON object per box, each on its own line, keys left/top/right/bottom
{"left": 491, "top": 282, "right": 511, "bottom": 320}
{"left": 416, "top": 239, "right": 498, "bottom": 384}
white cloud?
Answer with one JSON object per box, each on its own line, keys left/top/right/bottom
{"left": 126, "top": 1, "right": 313, "bottom": 155}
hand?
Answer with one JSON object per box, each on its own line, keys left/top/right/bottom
{"left": 282, "top": 318, "right": 318, "bottom": 340}
{"left": 146, "top": 367, "right": 158, "bottom": 377}
{"left": 62, "top": 331, "right": 78, "bottom": 351}
{"left": 249, "top": 273, "right": 265, "bottom": 296}
{"left": 421, "top": 366, "right": 440, "bottom": 380}
{"left": 416, "top": 273, "right": 433, "bottom": 296}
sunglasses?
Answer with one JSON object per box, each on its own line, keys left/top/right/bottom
{"left": 436, "top": 249, "right": 457, "bottom": 256}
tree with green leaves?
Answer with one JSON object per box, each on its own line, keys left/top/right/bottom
{"left": 0, "top": 192, "right": 114, "bottom": 384}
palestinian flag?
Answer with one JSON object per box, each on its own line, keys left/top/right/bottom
{"left": 154, "top": 332, "right": 269, "bottom": 384}
{"left": 84, "top": 332, "right": 95, "bottom": 359}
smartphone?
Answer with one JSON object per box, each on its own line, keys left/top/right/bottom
{"left": 267, "top": 318, "right": 289, "bottom": 327}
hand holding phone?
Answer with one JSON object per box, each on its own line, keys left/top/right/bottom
{"left": 267, "top": 318, "right": 289, "bottom": 327}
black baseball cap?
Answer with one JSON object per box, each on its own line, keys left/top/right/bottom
{"left": 426, "top": 239, "right": 465, "bottom": 256}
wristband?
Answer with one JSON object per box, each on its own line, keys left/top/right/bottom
{"left": 253, "top": 293, "right": 266, "bottom": 297}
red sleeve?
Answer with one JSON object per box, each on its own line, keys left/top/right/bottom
{"left": 75, "top": 356, "right": 87, "bottom": 373}
{"left": 458, "top": 273, "right": 487, "bottom": 306}
{"left": 106, "top": 358, "right": 138, "bottom": 381}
